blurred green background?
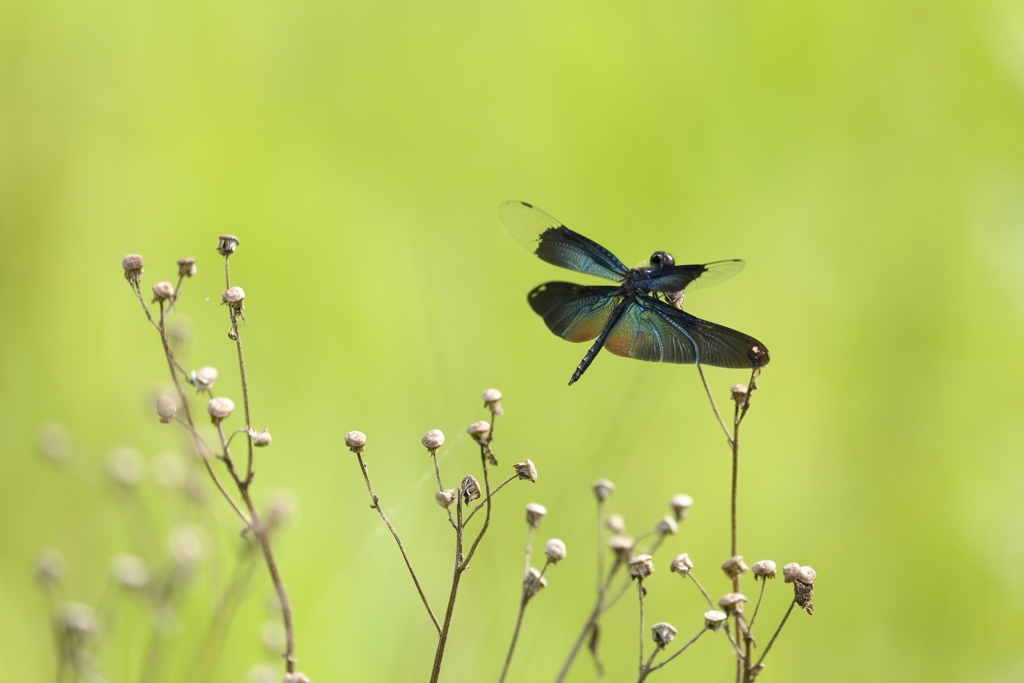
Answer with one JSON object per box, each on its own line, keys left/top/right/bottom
{"left": 3, "top": 0, "right": 1024, "bottom": 680}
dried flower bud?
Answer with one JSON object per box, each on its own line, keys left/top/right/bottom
{"left": 704, "top": 610, "right": 728, "bottom": 631}
{"left": 38, "top": 423, "right": 72, "bottom": 463}
{"left": 481, "top": 387, "right": 504, "bottom": 415}
{"left": 249, "top": 427, "right": 272, "bottom": 447}
{"left": 217, "top": 234, "right": 240, "bottom": 256}
{"left": 718, "top": 592, "right": 748, "bottom": 614}
{"left": 525, "top": 502, "right": 547, "bottom": 527}
{"left": 782, "top": 563, "right": 802, "bottom": 583}
{"left": 345, "top": 431, "right": 366, "bottom": 452}
{"left": 793, "top": 572, "right": 816, "bottom": 614}
{"left": 207, "top": 397, "right": 235, "bottom": 422}
{"left": 752, "top": 560, "right": 777, "bottom": 580}
{"left": 670, "top": 493, "right": 693, "bottom": 520}
{"left": 151, "top": 281, "right": 175, "bottom": 303}
{"left": 192, "top": 366, "right": 218, "bottom": 393}
{"left": 651, "top": 622, "right": 677, "bottom": 649}
{"left": 608, "top": 535, "right": 635, "bottom": 562}
{"left": 670, "top": 553, "right": 694, "bottom": 575}
{"left": 545, "top": 538, "right": 567, "bottom": 564}
{"left": 628, "top": 554, "right": 654, "bottom": 580}
{"left": 524, "top": 566, "right": 547, "bottom": 597}
{"left": 592, "top": 478, "right": 615, "bottom": 502}
{"left": 606, "top": 513, "right": 626, "bottom": 534}
{"left": 435, "top": 488, "right": 458, "bottom": 508}
{"left": 798, "top": 565, "right": 817, "bottom": 585}
{"left": 122, "top": 254, "right": 144, "bottom": 283}
{"left": 176, "top": 257, "right": 197, "bottom": 277}
{"left": 110, "top": 554, "right": 151, "bottom": 590}
{"left": 421, "top": 429, "right": 444, "bottom": 452}
{"left": 61, "top": 602, "right": 99, "bottom": 638}
{"left": 730, "top": 384, "right": 749, "bottom": 405}
{"left": 656, "top": 515, "right": 678, "bottom": 535}
{"left": 221, "top": 286, "right": 245, "bottom": 315}
{"left": 721, "top": 555, "right": 749, "bottom": 580}
{"left": 513, "top": 459, "right": 537, "bottom": 482}
{"left": 34, "top": 548, "right": 65, "bottom": 585}
{"left": 108, "top": 447, "right": 145, "bottom": 486}
{"left": 461, "top": 475, "right": 481, "bottom": 504}
{"left": 467, "top": 420, "right": 491, "bottom": 444}
{"left": 156, "top": 395, "right": 177, "bottom": 423}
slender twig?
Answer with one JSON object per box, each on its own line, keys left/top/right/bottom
{"left": 637, "top": 580, "right": 646, "bottom": 673}
{"left": 431, "top": 452, "right": 456, "bottom": 528}
{"left": 463, "top": 474, "right": 517, "bottom": 526}
{"left": 687, "top": 572, "right": 715, "bottom": 609}
{"left": 499, "top": 560, "right": 551, "bottom": 683}
{"left": 648, "top": 628, "right": 706, "bottom": 671}
{"left": 355, "top": 452, "right": 440, "bottom": 633}
{"left": 173, "top": 418, "right": 251, "bottom": 526}
{"left": 747, "top": 578, "right": 768, "bottom": 632}
{"left": 752, "top": 600, "right": 796, "bottom": 672}
{"left": 698, "top": 364, "right": 733, "bottom": 444}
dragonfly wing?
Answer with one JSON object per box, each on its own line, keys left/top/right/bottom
{"left": 499, "top": 201, "right": 628, "bottom": 281}
{"left": 527, "top": 282, "right": 621, "bottom": 342}
{"left": 637, "top": 259, "right": 746, "bottom": 294}
{"left": 604, "top": 296, "right": 770, "bottom": 369}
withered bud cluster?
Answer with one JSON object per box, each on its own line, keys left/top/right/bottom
{"left": 628, "top": 554, "right": 654, "bottom": 580}
{"left": 784, "top": 563, "right": 817, "bottom": 614}
{"left": 221, "top": 286, "right": 245, "bottom": 315}
{"left": 525, "top": 502, "right": 547, "bottom": 528}
{"left": 466, "top": 421, "right": 490, "bottom": 444}
{"left": 421, "top": 429, "right": 444, "bottom": 452}
{"left": 191, "top": 366, "right": 218, "bottom": 393}
{"left": 544, "top": 538, "right": 567, "bottom": 564}
{"left": 513, "top": 459, "right": 537, "bottom": 482}
{"left": 651, "top": 622, "right": 677, "bottom": 649}
{"left": 122, "top": 254, "right": 144, "bottom": 284}
{"left": 730, "top": 383, "right": 749, "bottom": 405}
{"left": 481, "top": 387, "right": 503, "bottom": 415}
{"left": 345, "top": 431, "right": 366, "bottom": 453}
{"left": 670, "top": 493, "right": 693, "bottom": 520}
{"left": 156, "top": 395, "right": 177, "bottom": 423}
{"left": 752, "top": 560, "right": 777, "bottom": 580}
{"left": 177, "top": 257, "right": 197, "bottom": 277}
{"left": 704, "top": 610, "right": 728, "bottom": 631}
{"left": 151, "top": 281, "right": 174, "bottom": 303}
{"left": 249, "top": 427, "right": 273, "bottom": 447}
{"left": 207, "top": 397, "right": 235, "bottom": 422}
{"left": 718, "top": 593, "right": 748, "bottom": 615}
{"left": 524, "top": 567, "right": 547, "bottom": 597}
{"left": 282, "top": 673, "right": 312, "bottom": 683}
{"left": 435, "top": 489, "right": 458, "bottom": 508}
{"left": 592, "top": 478, "right": 615, "bottom": 502}
{"left": 217, "top": 234, "right": 240, "bottom": 256}
{"left": 461, "top": 475, "right": 481, "bottom": 504}
{"left": 721, "top": 555, "right": 749, "bottom": 580}
{"left": 670, "top": 553, "right": 693, "bottom": 576}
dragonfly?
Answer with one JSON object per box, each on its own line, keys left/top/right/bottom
{"left": 499, "top": 201, "right": 770, "bottom": 385}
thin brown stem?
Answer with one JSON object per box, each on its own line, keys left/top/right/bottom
{"left": 173, "top": 418, "right": 251, "bottom": 526}
{"left": 431, "top": 452, "right": 456, "bottom": 528}
{"left": 463, "top": 474, "right": 516, "bottom": 526}
{"left": 356, "top": 452, "right": 440, "bottom": 633}
{"left": 698, "top": 364, "right": 733, "bottom": 445}
{"left": 637, "top": 580, "right": 646, "bottom": 673}
{"left": 499, "top": 559, "right": 551, "bottom": 683}
{"left": 648, "top": 628, "right": 706, "bottom": 672}
{"left": 748, "top": 578, "right": 768, "bottom": 632}
{"left": 752, "top": 600, "right": 796, "bottom": 674}
{"left": 554, "top": 558, "right": 624, "bottom": 683}
{"left": 687, "top": 572, "right": 715, "bottom": 609}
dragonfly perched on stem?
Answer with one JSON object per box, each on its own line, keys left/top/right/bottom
{"left": 499, "top": 201, "right": 770, "bottom": 385}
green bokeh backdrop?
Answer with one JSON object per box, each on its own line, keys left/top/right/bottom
{"left": 3, "top": 0, "right": 1024, "bottom": 680}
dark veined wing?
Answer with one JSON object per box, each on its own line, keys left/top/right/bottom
{"left": 636, "top": 259, "right": 746, "bottom": 295}
{"left": 526, "top": 281, "right": 621, "bottom": 342}
{"left": 603, "top": 295, "right": 769, "bottom": 369}
{"left": 499, "top": 201, "right": 628, "bottom": 282}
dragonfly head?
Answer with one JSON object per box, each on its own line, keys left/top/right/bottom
{"left": 649, "top": 251, "right": 675, "bottom": 269}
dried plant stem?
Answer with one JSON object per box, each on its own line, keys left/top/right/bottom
{"left": 226, "top": 303, "right": 256, "bottom": 484}
{"left": 431, "top": 453, "right": 456, "bottom": 528}
{"left": 647, "top": 628, "right": 706, "bottom": 672}
{"left": 748, "top": 579, "right": 768, "bottom": 632}
{"left": 355, "top": 452, "right": 440, "bottom": 633}
{"left": 463, "top": 474, "right": 516, "bottom": 526}
{"left": 636, "top": 580, "right": 646, "bottom": 673}
{"left": 499, "top": 560, "right": 551, "bottom": 683}
{"left": 596, "top": 499, "right": 606, "bottom": 598}
{"left": 698, "top": 364, "right": 733, "bottom": 444}
{"left": 687, "top": 572, "right": 715, "bottom": 609}
{"left": 752, "top": 600, "right": 796, "bottom": 674}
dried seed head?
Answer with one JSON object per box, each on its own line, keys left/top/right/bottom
{"left": 110, "top": 553, "right": 151, "bottom": 590}
{"left": 217, "top": 234, "right": 240, "bottom": 256}
{"left": 461, "top": 475, "right": 481, "bottom": 504}
{"left": 34, "top": 548, "right": 65, "bottom": 585}
{"left": 435, "top": 488, "right": 458, "bottom": 508}
{"left": 221, "top": 286, "right": 245, "bottom": 314}
{"left": 61, "top": 602, "right": 99, "bottom": 638}
{"left": 730, "top": 383, "right": 749, "bottom": 405}
{"left": 628, "top": 554, "right": 654, "bottom": 580}
{"left": 345, "top": 431, "right": 366, "bottom": 452}
{"left": 793, "top": 572, "right": 816, "bottom": 614}
{"left": 718, "top": 593, "right": 748, "bottom": 614}
{"left": 513, "top": 459, "right": 538, "bottom": 482}
{"left": 656, "top": 515, "right": 678, "bottom": 535}
{"left": 156, "top": 395, "right": 177, "bottom": 423}
{"left": 282, "top": 673, "right": 312, "bottom": 683}
{"left": 421, "top": 429, "right": 444, "bottom": 452}
{"left": 608, "top": 535, "right": 635, "bottom": 562}
{"left": 783, "top": 563, "right": 802, "bottom": 583}
{"left": 108, "top": 447, "right": 145, "bottom": 486}
{"left": 752, "top": 560, "right": 777, "bottom": 580}
{"left": 524, "top": 566, "right": 547, "bottom": 597}
{"left": 525, "top": 502, "right": 547, "bottom": 527}
{"left": 798, "top": 565, "right": 817, "bottom": 585}
{"left": 545, "top": 538, "right": 567, "bottom": 564}
{"left": 721, "top": 555, "right": 749, "bottom": 580}
{"left": 207, "top": 397, "right": 235, "bottom": 422}
{"left": 606, "top": 512, "right": 626, "bottom": 534}
{"left": 481, "top": 387, "right": 504, "bottom": 415}
{"left": 670, "top": 493, "right": 694, "bottom": 520}
{"left": 38, "top": 422, "right": 72, "bottom": 463}
{"left": 704, "top": 610, "right": 728, "bottom": 631}
{"left": 169, "top": 524, "right": 206, "bottom": 573}
{"left": 651, "top": 622, "right": 677, "bottom": 649}
{"left": 192, "top": 366, "right": 218, "bottom": 393}
{"left": 176, "top": 257, "right": 197, "bottom": 277}
{"left": 467, "top": 420, "right": 491, "bottom": 444}
{"left": 151, "top": 280, "right": 175, "bottom": 302}
{"left": 249, "top": 427, "right": 273, "bottom": 447}
{"left": 592, "top": 478, "right": 615, "bottom": 502}
{"left": 122, "top": 254, "right": 144, "bottom": 283}
{"left": 153, "top": 452, "right": 186, "bottom": 488}
{"left": 670, "top": 553, "right": 694, "bottom": 576}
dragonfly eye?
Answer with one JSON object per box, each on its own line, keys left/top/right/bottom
{"left": 650, "top": 251, "right": 674, "bottom": 269}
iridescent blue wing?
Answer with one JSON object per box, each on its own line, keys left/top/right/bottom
{"left": 636, "top": 260, "right": 746, "bottom": 295}
{"left": 526, "top": 282, "right": 621, "bottom": 342}
{"left": 499, "top": 201, "right": 628, "bottom": 282}
{"left": 604, "top": 295, "right": 769, "bottom": 369}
